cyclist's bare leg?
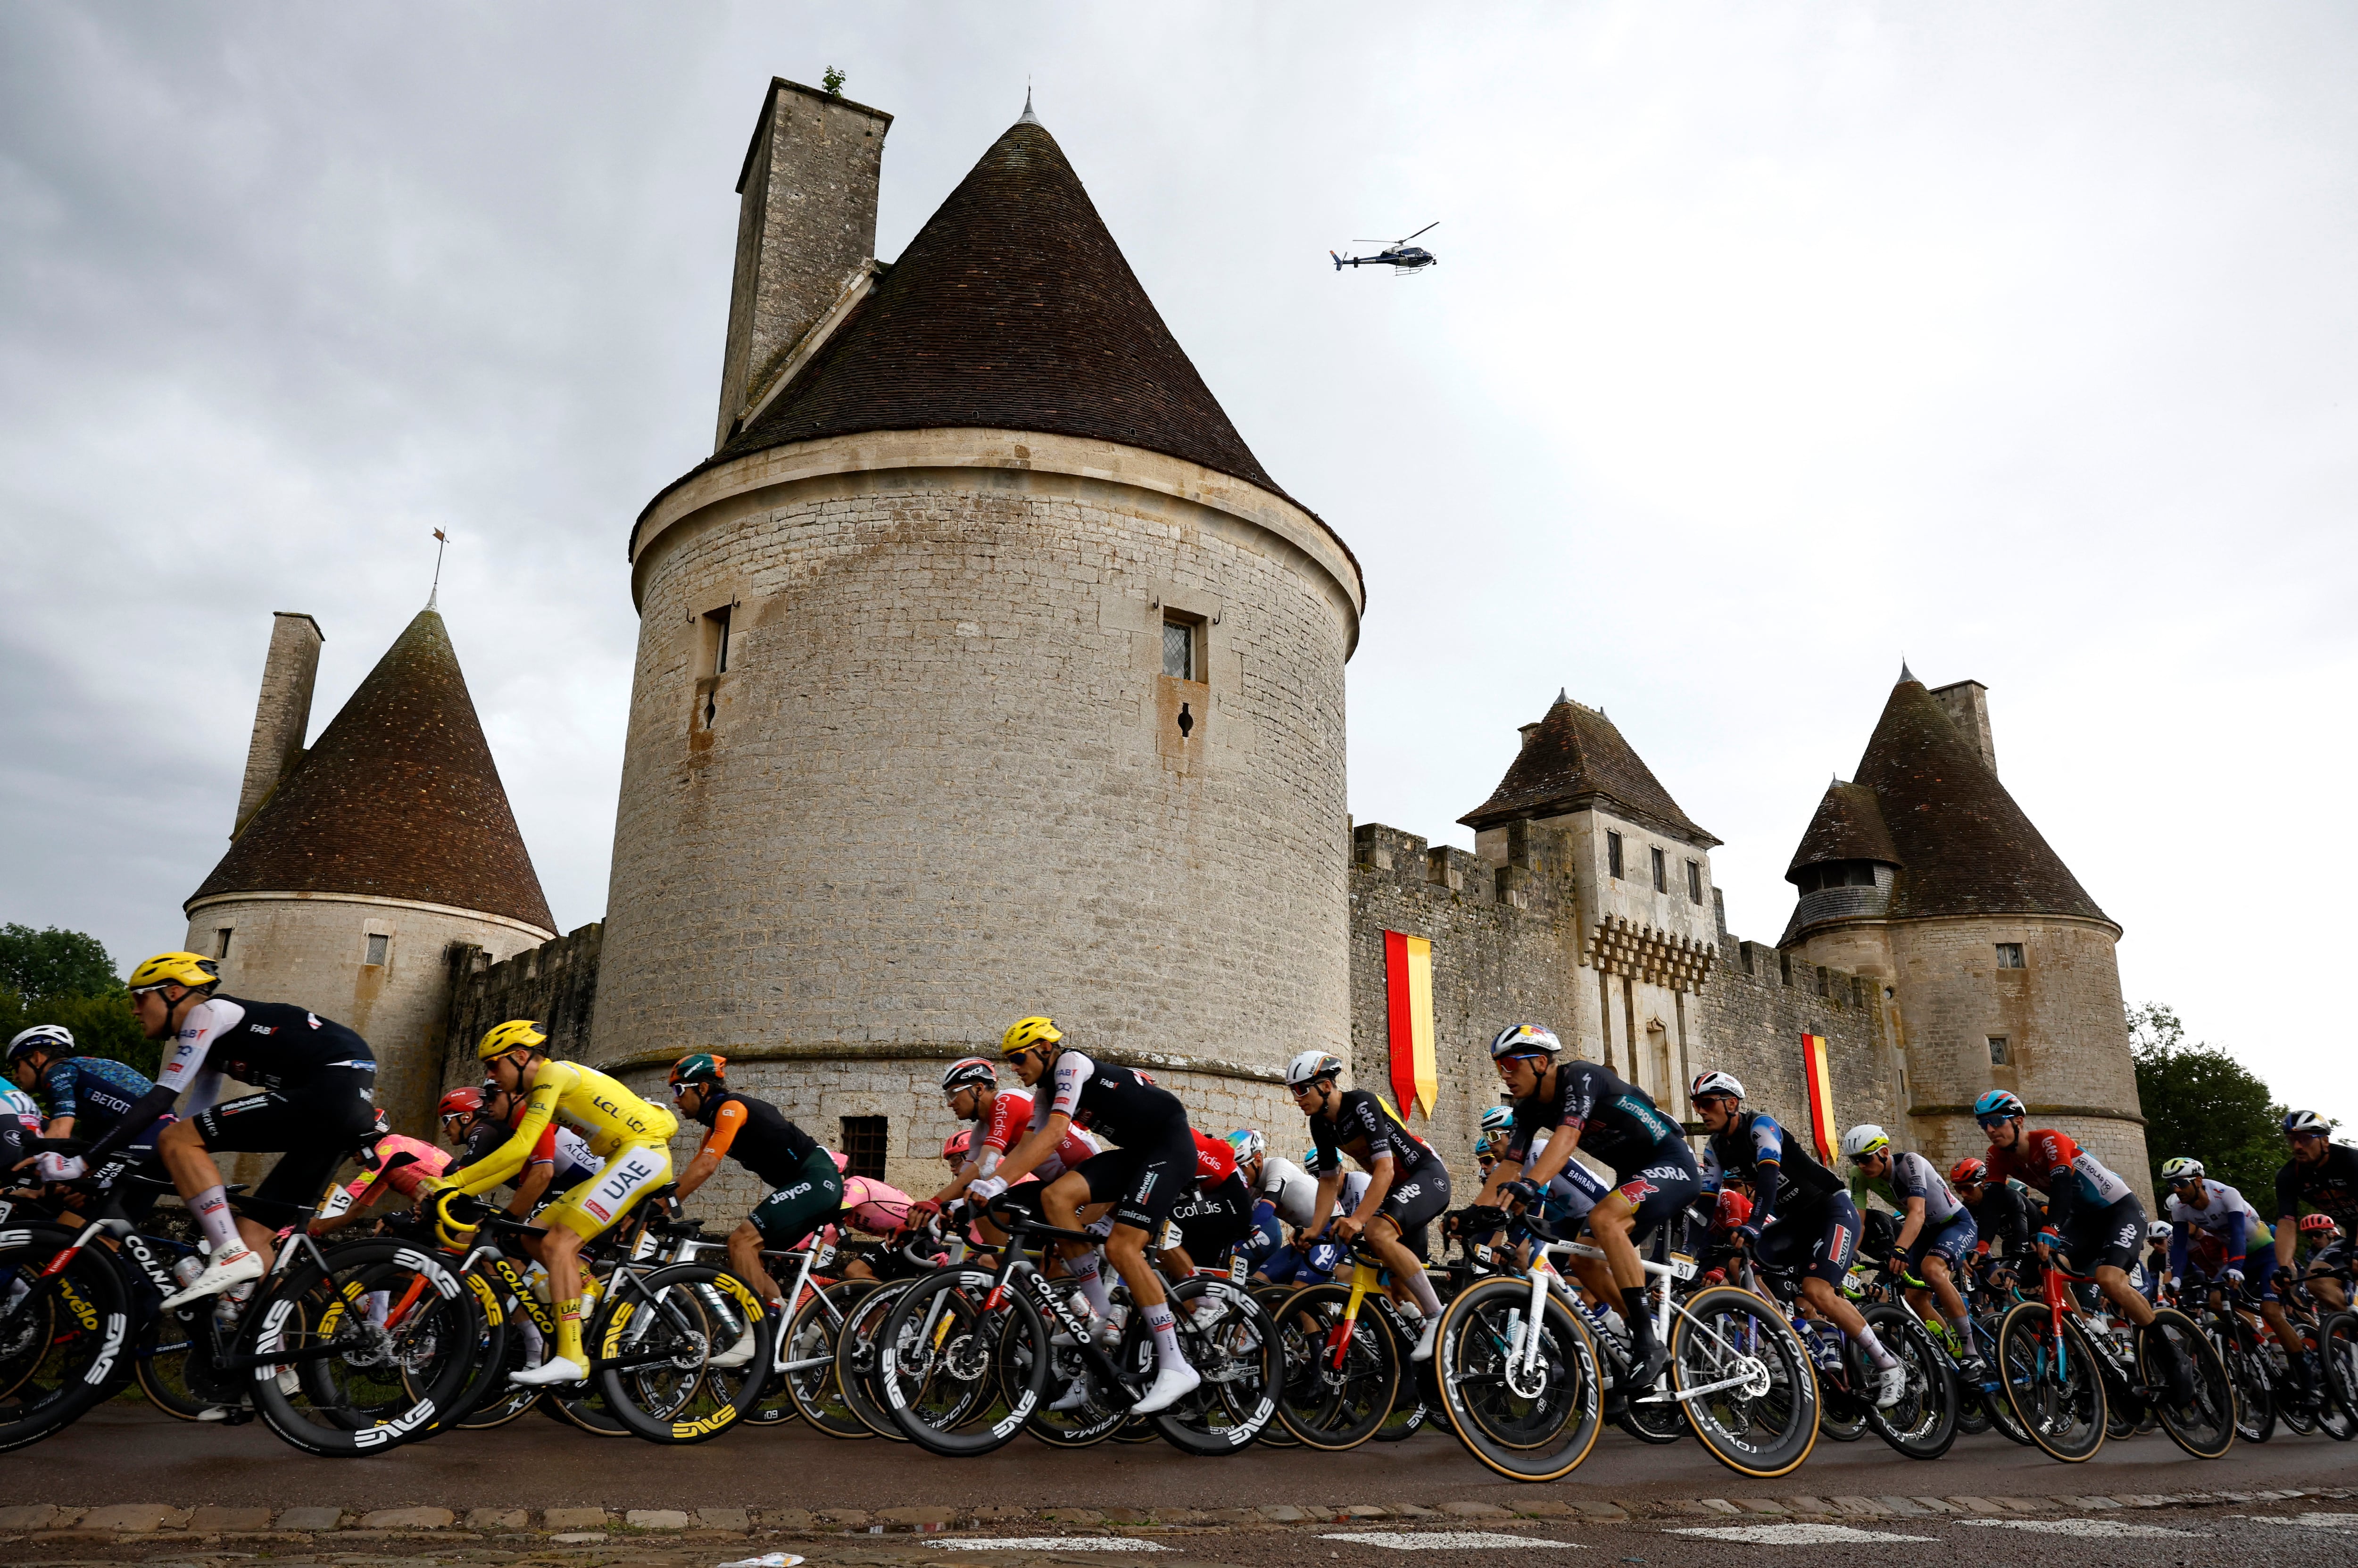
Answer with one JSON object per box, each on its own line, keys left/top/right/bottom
{"left": 1918, "top": 1253, "right": 1969, "bottom": 1322}
{"left": 157, "top": 1118, "right": 276, "bottom": 1269}
{"left": 2092, "top": 1262, "right": 2156, "bottom": 1327}
{"left": 1798, "top": 1274, "right": 1869, "bottom": 1338}
{"left": 1585, "top": 1192, "right": 1647, "bottom": 1293}
{"left": 724, "top": 1219, "right": 783, "bottom": 1305}
{"left": 2305, "top": 1271, "right": 2349, "bottom": 1312}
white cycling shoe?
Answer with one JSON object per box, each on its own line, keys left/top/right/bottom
{"left": 160, "top": 1245, "right": 264, "bottom": 1311}
{"left": 1873, "top": 1360, "right": 1908, "bottom": 1408}
{"left": 1131, "top": 1362, "right": 1201, "bottom": 1415}
{"left": 1410, "top": 1315, "right": 1439, "bottom": 1363}
{"left": 707, "top": 1322, "right": 761, "bottom": 1369}
{"left": 509, "top": 1355, "right": 589, "bottom": 1387}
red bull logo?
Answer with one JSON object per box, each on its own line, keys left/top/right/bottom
{"left": 1617, "top": 1178, "right": 1658, "bottom": 1203}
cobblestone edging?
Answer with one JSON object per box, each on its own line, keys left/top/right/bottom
{"left": 0, "top": 1489, "right": 2346, "bottom": 1547}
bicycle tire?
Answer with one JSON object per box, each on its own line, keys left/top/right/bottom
{"left": 1996, "top": 1300, "right": 2106, "bottom": 1462}
{"left": 780, "top": 1279, "right": 877, "bottom": 1437}
{"left": 2137, "top": 1308, "right": 2234, "bottom": 1460}
{"left": 2319, "top": 1312, "right": 2358, "bottom": 1427}
{"left": 1264, "top": 1280, "right": 1400, "bottom": 1451}
{"left": 410, "top": 1267, "right": 512, "bottom": 1437}
{"left": 877, "top": 1267, "right": 1045, "bottom": 1457}
{"left": 1432, "top": 1274, "right": 1602, "bottom": 1482}
{"left": 1860, "top": 1303, "right": 1956, "bottom": 1460}
{"left": 0, "top": 1223, "right": 131, "bottom": 1453}
{"left": 247, "top": 1237, "right": 481, "bottom": 1457}
{"left": 834, "top": 1277, "right": 915, "bottom": 1440}
{"left": 2224, "top": 1322, "right": 2274, "bottom": 1444}
{"left": 594, "top": 1262, "right": 770, "bottom": 1444}
{"left": 1670, "top": 1285, "right": 1819, "bottom": 1479}
{"left": 1133, "top": 1276, "right": 1276, "bottom": 1455}
{"left": 1243, "top": 1283, "right": 1301, "bottom": 1448}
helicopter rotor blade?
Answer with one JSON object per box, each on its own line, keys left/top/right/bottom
{"left": 1401, "top": 222, "right": 1438, "bottom": 242}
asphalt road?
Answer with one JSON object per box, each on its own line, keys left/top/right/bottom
{"left": 12, "top": 1402, "right": 2358, "bottom": 1514}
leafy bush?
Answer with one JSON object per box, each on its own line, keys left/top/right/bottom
{"left": 2129, "top": 1003, "right": 2287, "bottom": 1208}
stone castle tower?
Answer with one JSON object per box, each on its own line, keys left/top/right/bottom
{"left": 1779, "top": 668, "right": 2149, "bottom": 1198}
{"left": 591, "top": 82, "right": 1361, "bottom": 1189}
{"left": 188, "top": 607, "right": 556, "bottom": 1134}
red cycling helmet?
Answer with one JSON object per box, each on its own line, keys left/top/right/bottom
{"left": 2300, "top": 1213, "right": 2341, "bottom": 1238}
{"left": 1715, "top": 1188, "right": 1754, "bottom": 1229}
{"left": 942, "top": 1129, "right": 973, "bottom": 1163}
{"left": 438, "top": 1085, "right": 485, "bottom": 1120}
{"left": 1949, "top": 1157, "right": 1987, "bottom": 1188}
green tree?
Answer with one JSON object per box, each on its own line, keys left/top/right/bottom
{"left": 0, "top": 926, "right": 158, "bottom": 1077}
{"left": 0, "top": 924, "right": 119, "bottom": 997}
{"left": 2129, "top": 1002, "right": 2285, "bottom": 1207}
{"left": 821, "top": 66, "right": 846, "bottom": 96}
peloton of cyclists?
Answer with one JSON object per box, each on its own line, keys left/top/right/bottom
{"left": 1843, "top": 1122, "right": 1988, "bottom": 1386}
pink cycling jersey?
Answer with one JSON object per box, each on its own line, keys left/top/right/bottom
{"left": 326, "top": 1134, "right": 450, "bottom": 1213}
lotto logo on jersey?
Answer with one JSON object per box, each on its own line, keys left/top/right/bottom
{"left": 1393, "top": 1183, "right": 1421, "bottom": 1202}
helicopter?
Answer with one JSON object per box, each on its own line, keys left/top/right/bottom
{"left": 1331, "top": 222, "right": 1438, "bottom": 274}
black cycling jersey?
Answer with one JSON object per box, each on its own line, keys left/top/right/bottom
{"left": 1507, "top": 1059, "right": 1683, "bottom": 1177}
{"left": 1032, "top": 1050, "right": 1187, "bottom": 1146}
{"left": 157, "top": 995, "right": 374, "bottom": 1095}
{"left": 2277, "top": 1143, "right": 2358, "bottom": 1233}
{"left": 1306, "top": 1087, "right": 1441, "bottom": 1181}
{"left": 693, "top": 1089, "right": 822, "bottom": 1189}
{"left": 1702, "top": 1110, "right": 1844, "bottom": 1217}
{"left": 1964, "top": 1178, "right": 2035, "bottom": 1260}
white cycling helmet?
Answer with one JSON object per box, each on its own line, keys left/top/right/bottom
{"left": 1225, "top": 1128, "right": 1266, "bottom": 1161}
{"left": 1689, "top": 1070, "right": 1744, "bottom": 1103}
{"left": 2158, "top": 1156, "right": 2204, "bottom": 1183}
{"left": 1478, "top": 1104, "right": 1515, "bottom": 1135}
{"left": 7, "top": 1025, "right": 75, "bottom": 1062}
{"left": 1284, "top": 1050, "right": 1345, "bottom": 1089}
{"left": 1840, "top": 1123, "right": 1891, "bottom": 1162}
{"left": 1488, "top": 1023, "right": 1562, "bottom": 1060}
{"left": 2148, "top": 1221, "right": 2173, "bottom": 1242}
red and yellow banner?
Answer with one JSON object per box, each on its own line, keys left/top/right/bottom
{"left": 1383, "top": 931, "right": 1437, "bottom": 1119}
{"left": 1802, "top": 1033, "right": 1837, "bottom": 1163}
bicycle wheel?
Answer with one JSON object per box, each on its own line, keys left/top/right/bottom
{"left": 452, "top": 1277, "right": 548, "bottom": 1431}
{"left": 2319, "top": 1312, "right": 2358, "bottom": 1426}
{"left": 2225, "top": 1323, "right": 2274, "bottom": 1444}
{"left": 0, "top": 1225, "right": 130, "bottom": 1453}
{"left": 595, "top": 1262, "right": 771, "bottom": 1443}
{"left": 411, "top": 1268, "right": 512, "bottom": 1436}
{"left": 1859, "top": 1303, "right": 1956, "bottom": 1460}
{"left": 1432, "top": 1275, "right": 1603, "bottom": 1482}
{"left": 781, "top": 1279, "right": 876, "bottom": 1437}
{"left": 247, "top": 1237, "right": 481, "bottom": 1457}
{"left": 1133, "top": 1276, "right": 1277, "bottom": 1455}
{"left": 834, "top": 1278, "right": 914, "bottom": 1440}
{"left": 1264, "top": 1281, "right": 1400, "bottom": 1451}
{"left": 133, "top": 1311, "right": 223, "bottom": 1420}
{"left": 2139, "top": 1308, "right": 2234, "bottom": 1459}
{"left": 540, "top": 1385, "right": 632, "bottom": 1435}
{"left": 1669, "top": 1285, "right": 1819, "bottom": 1479}
{"left": 877, "top": 1268, "right": 1044, "bottom": 1457}
{"left": 1996, "top": 1301, "right": 2106, "bottom": 1461}
{"left": 1244, "top": 1283, "right": 1301, "bottom": 1448}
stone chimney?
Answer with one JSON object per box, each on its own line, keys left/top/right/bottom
{"left": 232, "top": 612, "right": 324, "bottom": 838}
{"left": 714, "top": 78, "right": 892, "bottom": 450}
{"left": 1929, "top": 679, "right": 1996, "bottom": 776}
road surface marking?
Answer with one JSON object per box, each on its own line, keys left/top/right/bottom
{"left": 1669, "top": 1524, "right": 1935, "bottom": 1545}
{"left": 2245, "top": 1514, "right": 2358, "bottom": 1532}
{"left": 931, "top": 1540, "right": 1169, "bottom": 1552}
{"left": 1318, "top": 1532, "right": 1585, "bottom": 1551}
{"left": 1956, "top": 1519, "right": 2195, "bottom": 1538}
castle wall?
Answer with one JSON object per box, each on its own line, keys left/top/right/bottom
{"left": 442, "top": 922, "right": 605, "bottom": 1088}
{"left": 594, "top": 431, "right": 1360, "bottom": 1117}
{"left": 1346, "top": 820, "right": 1898, "bottom": 1181}
{"left": 187, "top": 890, "right": 550, "bottom": 1142}
{"left": 1800, "top": 914, "right": 2150, "bottom": 1203}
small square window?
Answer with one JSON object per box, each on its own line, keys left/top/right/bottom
{"left": 364, "top": 933, "right": 389, "bottom": 966}
{"left": 840, "top": 1116, "right": 889, "bottom": 1181}
{"left": 1161, "top": 615, "right": 1196, "bottom": 680}
{"left": 1988, "top": 1036, "right": 2010, "bottom": 1065}
{"left": 1686, "top": 860, "right": 1702, "bottom": 904}
{"left": 1995, "top": 943, "right": 2025, "bottom": 970}
{"left": 1650, "top": 846, "right": 1667, "bottom": 893}
{"left": 1606, "top": 831, "right": 1624, "bottom": 879}
{"left": 216, "top": 927, "right": 234, "bottom": 961}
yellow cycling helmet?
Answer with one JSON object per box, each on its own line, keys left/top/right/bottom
{"left": 999, "top": 1015, "right": 1063, "bottom": 1057}
{"left": 127, "top": 952, "right": 221, "bottom": 992}
{"left": 477, "top": 1019, "right": 549, "bottom": 1060}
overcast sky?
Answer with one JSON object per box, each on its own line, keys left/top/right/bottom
{"left": 3, "top": 5, "right": 2352, "bottom": 1119}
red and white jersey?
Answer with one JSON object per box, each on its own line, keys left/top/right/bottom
{"left": 1987, "top": 1128, "right": 2133, "bottom": 1210}
{"left": 977, "top": 1088, "right": 1097, "bottom": 1177}
{"left": 1193, "top": 1128, "right": 1238, "bottom": 1187}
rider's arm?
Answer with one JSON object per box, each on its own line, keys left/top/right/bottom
{"left": 2221, "top": 1211, "right": 2247, "bottom": 1269}
{"left": 990, "top": 1109, "right": 1069, "bottom": 1187}
{"left": 2275, "top": 1164, "right": 2301, "bottom": 1272}
{"left": 673, "top": 1100, "right": 742, "bottom": 1201}
{"left": 1521, "top": 1120, "right": 1583, "bottom": 1189}
{"left": 439, "top": 1071, "right": 564, "bottom": 1198}
{"left": 1893, "top": 1193, "right": 1926, "bottom": 1255}
{"left": 506, "top": 1160, "right": 554, "bottom": 1216}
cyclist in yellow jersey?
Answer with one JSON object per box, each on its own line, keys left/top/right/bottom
{"left": 423, "top": 1020, "right": 677, "bottom": 1386}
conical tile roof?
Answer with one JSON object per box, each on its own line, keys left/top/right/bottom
{"left": 715, "top": 115, "right": 1287, "bottom": 498}
{"left": 1784, "top": 781, "right": 1899, "bottom": 881}
{"left": 1461, "top": 695, "right": 1717, "bottom": 845}
{"left": 1801, "top": 677, "right": 2107, "bottom": 926}
{"left": 189, "top": 609, "right": 555, "bottom": 932}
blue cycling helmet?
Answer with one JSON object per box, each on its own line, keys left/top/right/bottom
{"left": 1225, "top": 1128, "right": 1266, "bottom": 1160}
{"left": 1478, "top": 1104, "right": 1515, "bottom": 1135}
{"left": 1973, "top": 1090, "right": 2026, "bottom": 1120}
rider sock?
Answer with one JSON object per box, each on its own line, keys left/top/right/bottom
{"left": 1143, "top": 1301, "right": 1192, "bottom": 1371}
{"left": 189, "top": 1185, "right": 242, "bottom": 1255}
{"left": 1069, "top": 1252, "right": 1116, "bottom": 1319}
{"left": 1854, "top": 1322, "right": 1900, "bottom": 1370}
{"left": 1402, "top": 1266, "right": 1444, "bottom": 1322}
{"left": 1946, "top": 1313, "right": 1972, "bottom": 1344}
{"left": 555, "top": 1297, "right": 585, "bottom": 1368}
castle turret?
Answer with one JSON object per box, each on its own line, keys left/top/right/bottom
{"left": 598, "top": 90, "right": 1362, "bottom": 1195}
{"left": 187, "top": 608, "right": 556, "bottom": 1135}
{"left": 1461, "top": 693, "right": 1721, "bottom": 1106}
{"left": 1782, "top": 671, "right": 2148, "bottom": 1197}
